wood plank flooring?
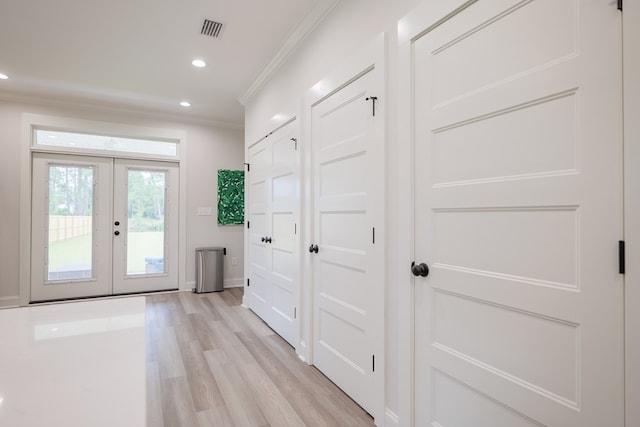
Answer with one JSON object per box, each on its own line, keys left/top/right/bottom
{"left": 146, "top": 288, "right": 375, "bottom": 427}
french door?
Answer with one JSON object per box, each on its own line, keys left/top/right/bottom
{"left": 31, "top": 153, "right": 179, "bottom": 302}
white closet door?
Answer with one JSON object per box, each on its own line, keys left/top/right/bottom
{"left": 247, "top": 140, "right": 272, "bottom": 322}
{"left": 268, "top": 123, "right": 299, "bottom": 346}
{"left": 310, "top": 66, "right": 384, "bottom": 414}
{"left": 410, "top": 1, "right": 623, "bottom": 426}
{"left": 247, "top": 121, "right": 299, "bottom": 347}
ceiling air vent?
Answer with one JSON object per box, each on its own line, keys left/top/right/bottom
{"left": 201, "top": 19, "right": 223, "bottom": 38}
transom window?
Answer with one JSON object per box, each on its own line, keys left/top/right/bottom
{"left": 35, "top": 129, "right": 178, "bottom": 157}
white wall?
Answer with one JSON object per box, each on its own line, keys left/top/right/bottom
{"left": 0, "top": 97, "right": 245, "bottom": 304}
{"left": 244, "top": 1, "right": 422, "bottom": 423}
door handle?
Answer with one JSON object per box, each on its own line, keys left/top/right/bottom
{"left": 114, "top": 230, "right": 120, "bottom": 236}
{"left": 411, "top": 262, "right": 429, "bottom": 277}
{"left": 265, "top": 236, "right": 272, "bottom": 243}
{"left": 309, "top": 244, "right": 319, "bottom": 254}
{"left": 261, "top": 237, "right": 266, "bottom": 242}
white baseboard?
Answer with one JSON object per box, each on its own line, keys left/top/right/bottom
{"left": 184, "top": 278, "right": 243, "bottom": 292}
{"left": 223, "top": 278, "right": 244, "bottom": 288}
{"left": 0, "top": 296, "right": 20, "bottom": 308}
{"left": 385, "top": 409, "right": 399, "bottom": 427}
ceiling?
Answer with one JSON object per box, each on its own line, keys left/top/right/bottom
{"left": 0, "top": 0, "right": 338, "bottom": 127}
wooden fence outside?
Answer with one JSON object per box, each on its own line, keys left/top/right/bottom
{"left": 48, "top": 215, "right": 92, "bottom": 243}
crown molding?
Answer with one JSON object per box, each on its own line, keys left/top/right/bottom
{"left": 238, "top": 0, "right": 341, "bottom": 106}
{"left": 0, "top": 90, "right": 244, "bottom": 130}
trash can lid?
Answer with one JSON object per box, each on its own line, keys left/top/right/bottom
{"left": 195, "top": 247, "right": 226, "bottom": 252}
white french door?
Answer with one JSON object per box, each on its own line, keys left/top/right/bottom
{"left": 31, "top": 153, "right": 179, "bottom": 302}
{"left": 408, "top": 0, "right": 624, "bottom": 426}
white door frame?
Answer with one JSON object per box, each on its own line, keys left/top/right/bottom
{"left": 19, "top": 114, "right": 188, "bottom": 305}
{"left": 300, "top": 33, "right": 386, "bottom": 423}
{"left": 398, "top": 1, "right": 637, "bottom": 426}
{"left": 397, "top": 4, "right": 475, "bottom": 423}
{"left": 623, "top": 2, "right": 640, "bottom": 425}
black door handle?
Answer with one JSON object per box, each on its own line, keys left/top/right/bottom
{"left": 309, "top": 244, "right": 319, "bottom": 254}
{"left": 261, "top": 237, "right": 266, "bottom": 242}
{"left": 114, "top": 230, "right": 120, "bottom": 236}
{"left": 265, "top": 236, "right": 272, "bottom": 243}
{"left": 411, "top": 262, "right": 429, "bottom": 277}
{"left": 114, "top": 221, "right": 120, "bottom": 226}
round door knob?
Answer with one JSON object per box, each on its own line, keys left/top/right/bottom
{"left": 114, "top": 230, "right": 120, "bottom": 236}
{"left": 114, "top": 221, "right": 120, "bottom": 226}
{"left": 411, "top": 262, "right": 429, "bottom": 277}
{"left": 309, "top": 244, "right": 319, "bottom": 254}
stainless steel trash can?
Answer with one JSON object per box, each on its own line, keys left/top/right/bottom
{"left": 194, "top": 247, "right": 226, "bottom": 293}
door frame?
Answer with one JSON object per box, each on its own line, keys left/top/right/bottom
{"left": 19, "top": 113, "right": 188, "bottom": 305}
{"left": 623, "top": 2, "right": 640, "bottom": 425}
{"left": 398, "top": 1, "right": 638, "bottom": 426}
{"left": 300, "top": 33, "right": 386, "bottom": 422}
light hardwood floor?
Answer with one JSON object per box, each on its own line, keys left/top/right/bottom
{"left": 146, "top": 288, "right": 375, "bottom": 427}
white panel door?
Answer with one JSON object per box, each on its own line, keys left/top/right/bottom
{"left": 247, "top": 120, "right": 299, "bottom": 346}
{"left": 267, "top": 123, "right": 298, "bottom": 346}
{"left": 112, "top": 159, "right": 179, "bottom": 294}
{"left": 248, "top": 139, "right": 271, "bottom": 322}
{"left": 311, "top": 67, "right": 384, "bottom": 414}
{"left": 411, "top": 1, "right": 623, "bottom": 426}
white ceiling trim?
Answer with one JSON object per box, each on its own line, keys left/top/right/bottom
{"left": 238, "top": 0, "right": 341, "bottom": 106}
{"left": 0, "top": 91, "right": 244, "bottom": 130}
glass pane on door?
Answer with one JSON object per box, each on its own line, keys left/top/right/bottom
{"left": 126, "top": 169, "right": 166, "bottom": 276}
{"left": 47, "top": 165, "right": 94, "bottom": 281}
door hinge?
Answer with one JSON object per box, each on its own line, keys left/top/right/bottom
{"left": 365, "top": 96, "right": 378, "bottom": 117}
{"left": 247, "top": 278, "right": 251, "bottom": 287}
{"left": 294, "top": 223, "right": 297, "bottom": 235}
{"left": 247, "top": 221, "right": 250, "bottom": 229}
{"left": 372, "top": 227, "right": 376, "bottom": 244}
{"left": 291, "top": 137, "right": 298, "bottom": 150}
{"left": 294, "top": 307, "right": 297, "bottom": 319}
{"left": 372, "top": 354, "right": 375, "bottom": 372}
{"left": 619, "top": 240, "right": 626, "bottom": 274}
{"left": 618, "top": 0, "right": 623, "bottom": 11}
{"left": 244, "top": 162, "right": 250, "bottom": 172}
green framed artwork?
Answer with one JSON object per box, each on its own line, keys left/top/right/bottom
{"left": 217, "top": 169, "right": 244, "bottom": 225}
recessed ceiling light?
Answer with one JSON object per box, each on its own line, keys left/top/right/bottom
{"left": 192, "top": 59, "right": 206, "bottom": 68}
{"left": 0, "top": 73, "right": 8, "bottom": 80}
{"left": 180, "top": 101, "right": 191, "bottom": 107}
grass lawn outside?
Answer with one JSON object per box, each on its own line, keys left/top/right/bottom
{"left": 48, "top": 232, "right": 164, "bottom": 274}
